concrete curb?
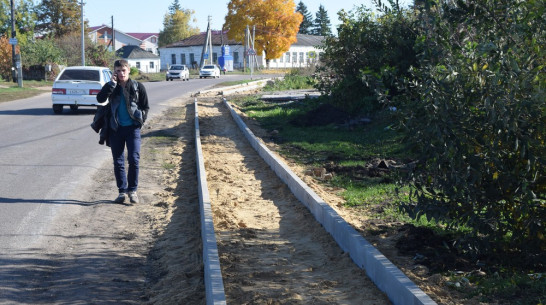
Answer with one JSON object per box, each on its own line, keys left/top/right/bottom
{"left": 194, "top": 100, "right": 227, "bottom": 305}
{"left": 195, "top": 78, "right": 277, "bottom": 96}
{"left": 223, "top": 98, "right": 437, "bottom": 305}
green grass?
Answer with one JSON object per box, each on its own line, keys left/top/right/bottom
{"left": 0, "top": 80, "right": 52, "bottom": 103}
{"left": 263, "top": 74, "right": 316, "bottom": 91}
{"left": 238, "top": 96, "right": 406, "bottom": 165}
{"left": 232, "top": 95, "right": 408, "bottom": 204}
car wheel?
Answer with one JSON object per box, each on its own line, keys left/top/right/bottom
{"left": 70, "top": 105, "right": 78, "bottom": 111}
{"left": 53, "top": 104, "right": 63, "bottom": 114}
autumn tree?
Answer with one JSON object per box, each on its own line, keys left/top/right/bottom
{"left": 296, "top": 1, "right": 313, "bottom": 34}
{"left": 0, "top": 35, "right": 15, "bottom": 80}
{"left": 158, "top": 3, "right": 200, "bottom": 47}
{"left": 312, "top": 4, "right": 331, "bottom": 36}
{"left": 224, "top": 0, "right": 303, "bottom": 66}
{"left": 35, "top": 0, "right": 82, "bottom": 38}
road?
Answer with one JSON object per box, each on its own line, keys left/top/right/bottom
{"left": 0, "top": 75, "right": 264, "bottom": 298}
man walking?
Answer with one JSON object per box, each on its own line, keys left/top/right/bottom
{"left": 96, "top": 59, "right": 149, "bottom": 204}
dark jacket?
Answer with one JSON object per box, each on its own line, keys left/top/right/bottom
{"left": 96, "top": 79, "right": 149, "bottom": 132}
{"left": 90, "top": 104, "right": 111, "bottom": 146}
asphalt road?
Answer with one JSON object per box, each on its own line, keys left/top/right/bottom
{"left": 0, "top": 74, "right": 262, "bottom": 258}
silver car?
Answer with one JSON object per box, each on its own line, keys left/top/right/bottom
{"left": 51, "top": 66, "right": 112, "bottom": 114}
{"left": 199, "top": 65, "right": 220, "bottom": 79}
{"left": 166, "top": 64, "right": 190, "bottom": 81}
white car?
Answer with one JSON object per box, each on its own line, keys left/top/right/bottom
{"left": 166, "top": 64, "right": 190, "bottom": 81}
{"left": 199, "top": 65, "right": 220, "bottom": 78}
{"left": 51, "top": 66, "right": 112, "bottom": 114}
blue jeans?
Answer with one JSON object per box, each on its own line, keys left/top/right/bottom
{"left": 109, "top": 125, "right": 141, "bottom": 193}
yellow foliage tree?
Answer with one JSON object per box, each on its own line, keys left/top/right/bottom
{"left": 224, "top": 0, "right": 302, "bottom": 65}
{"left": 0, "top": 36, "right": 19, "bottom": 81}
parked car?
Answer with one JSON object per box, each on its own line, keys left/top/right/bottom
{"left": 199, "top": 65, "right": 220, "bottom": 78}
{"left": 166, "top": 64, "right": 190, "bottom": 81}
{"left": 51, "top": 66, "right": 112, "bottom": 114}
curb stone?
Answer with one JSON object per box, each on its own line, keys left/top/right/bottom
{"left": 223, "top": 98, "right": 437, "bottom": 305}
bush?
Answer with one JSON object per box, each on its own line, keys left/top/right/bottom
{"left": 130, "top": 67, "right": 139, "bottom": 77}
{"left": 315, "top": 5, "right": 416, "bottom": 115}
{"left": 396, "top": 0, "right": 545, "bottom": 253}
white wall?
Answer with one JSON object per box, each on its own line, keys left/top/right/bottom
{"left": 127, "top": 58, "right": 161, "bottom": 73}
{"left": 160, "top": 44, "right": 249, "bottom": 70}
{"left": 267, "top": 46, "right": 321, "bottom": 69}
{"left": 160, "top": 44, "right": 321, "bottom": 70}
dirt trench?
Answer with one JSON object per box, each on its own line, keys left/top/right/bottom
{"left": 197, "top": 98, "right": 390, "bottom": 304}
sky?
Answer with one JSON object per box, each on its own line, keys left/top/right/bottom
{"left": 83, "top": 0, "right": 382, "bottom": 34}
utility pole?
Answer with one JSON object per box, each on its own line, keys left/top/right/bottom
{"left": 10, "top": 0, "right": 16, "bottom": 83}
{"left": 112, "top": 16, "right": 115, "bottom": 52}
{"left": 80, "top": 0, "right": 85, "bottom": 66}
{"left": 243, "top": 25, "right": 247, "bottom": 72}
{"left": 199, "top": 16, "right": 212, "bottom": 67}
{"left": 10, "top": 0, "right": 22, "bottom": 87}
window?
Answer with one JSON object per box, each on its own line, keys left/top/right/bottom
{"left": 299, "top": 52, "right": 304, "bottom": 63}
{"left": 181, "top": 54, "right": 186, "bottom": 65}
{"left": 151, "top": 37, "right": 156, "bottom": 43}
{"left": 286, "top": 52, "right": 290, "bottom": 63}
{"left": 189, "top": 53, "right": 195, "bottom": 67}
{"left": 59, "top": 69, "right": 100, "bottom": 81}
{"left": 171, "top": 54, "right": 176, "bottom": 64}
{"left": 213, "top": 52, "right": 218, "bottom": 63}
{"left": 233, "top": 52, "right": 239, "bottom": 64}
{"left": 293, "top": 52, "right": 298, "bottom": 63}
{"left": 150, "top": 62, "right": 154, "bottom": 69}
{"left": 136, "top": 62, "right": 141, "bottom": 69}
{"left": 280, "top": 54, "right": 283, "bottom": 63}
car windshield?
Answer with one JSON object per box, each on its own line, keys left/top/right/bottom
{"left": 202, "top": 65, "right": 215, "bottom": 69}
{"left": 59, "top": 69, "right": 101, "bottom": 81}
{"left": 170, "top": 65, "right": 183, "bottom": 70}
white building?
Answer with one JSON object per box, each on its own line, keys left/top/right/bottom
{"left": 268, "top": 34, "right": 325, "bottom": 69}
{"left": 159, "top": 31, "right": 324, "bottom": 71}
{"left": 88, "top": 25, "right": 160, "bottom": 55}
{"left": 116, "top": 45, "right": 160, "bottom": 73}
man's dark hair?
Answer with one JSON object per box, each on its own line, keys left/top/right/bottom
{"left": 114, "top": 59, "right": 129, "bottom": 68}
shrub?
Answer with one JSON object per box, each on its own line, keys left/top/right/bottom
{"left": 396, "top": 0, "right": 545, "bottom": 253}
{"left": 316, "top": 5, "right": 416, "bottom": 115}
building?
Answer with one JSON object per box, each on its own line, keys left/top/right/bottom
{"left": 268, "top": 34, "right": 325, "bottom": 69}
{"left": 159, "top": 31, "right": 324, "bottom": 71}
{"left": 159, "top": 31, "right": 239, "bottom": 71}
{"left": 116, "top": 45, "right": 160, "bottom": 73}
{"left": 88, "top": 25, "right": 159, "bottom": 55}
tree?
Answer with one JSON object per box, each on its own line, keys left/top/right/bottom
{"left": 312, "top": 4, "right": 331, "bottom": 36}
{"left": 396, "top": 0, "right": 546, "bottom": 253}
{"left": 0, "top": 0, "right": 37, "bottom": 39}
{"left": 168, "top": 0, "right": 181, "bottom": 14}
{"left": 224, "top": 0, "right": 303, "bottom": 64}
{"left": 21, "top": 36, "right": 64, "bottom": 66}
{"left": 315, "top": 5, "right": 416, "bottom": 113}
{"left": 296, "top": 1, "right": 313, "bottom": 34}
{"left": 35, "top": 0, "right": 82, "bottom": 37}
{"left": 158, "top": 7, "right": 199, "bottom": 47}
{"left": 0, "top": 35, "right": 17, "bottom": 80}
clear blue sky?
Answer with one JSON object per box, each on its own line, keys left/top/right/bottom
{"left": 83, "top": 0, "right": 386, "bottom": 34}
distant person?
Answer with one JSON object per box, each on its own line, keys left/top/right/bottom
{"left": 96, "top": 59, "right": 149, "bottom": 204}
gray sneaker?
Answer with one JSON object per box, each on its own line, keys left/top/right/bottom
{"left": 114, "top": 193, "right": 127, "bottom": 204}
{"left": 128, "top": 191, "right": 139, "bottom": 204}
